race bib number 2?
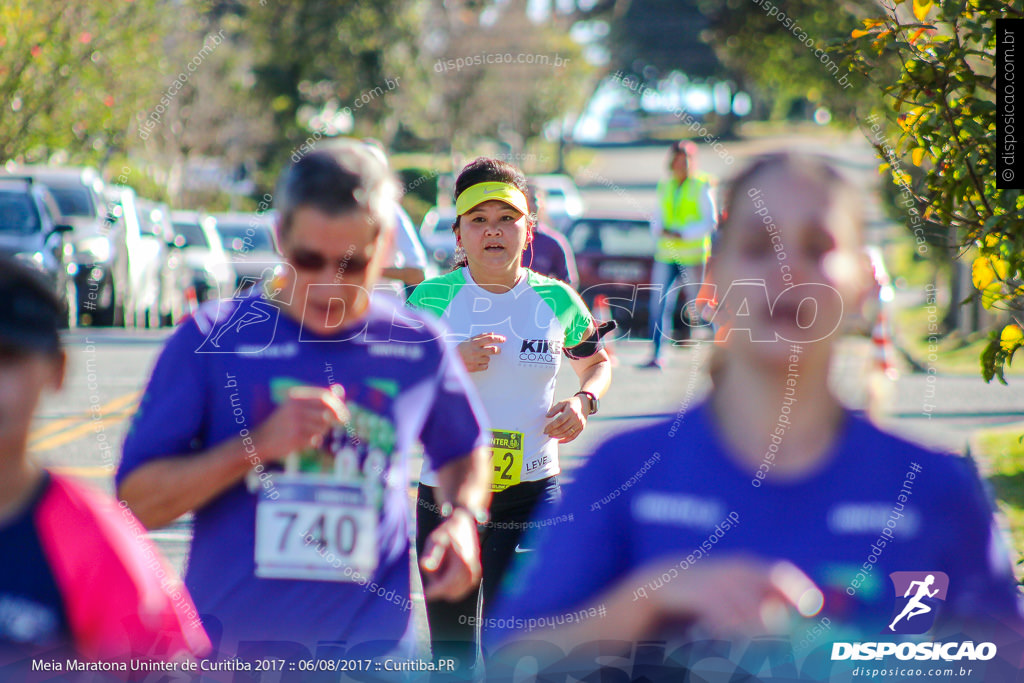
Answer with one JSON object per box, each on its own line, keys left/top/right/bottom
{"left": 254, "top": 482, "right": 378, "bottom": 582}
{"left": 491, "top": 429, "right": 524, "bottom": 492}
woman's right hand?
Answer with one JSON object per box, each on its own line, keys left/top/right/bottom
{"left": 457, "top": 333, "right": 505, "bottom": 373}
{"left": 631, "top": 556, "right": 822, "bottom": 639}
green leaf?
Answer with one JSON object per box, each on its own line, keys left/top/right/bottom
{"left": 981, "top": 283, "right": 1003, "bottom": 310}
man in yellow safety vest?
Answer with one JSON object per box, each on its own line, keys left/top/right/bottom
{"left": 642, "top": 140, "right": 717, "bottom": 369}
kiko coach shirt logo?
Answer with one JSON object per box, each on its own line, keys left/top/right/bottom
{"left": 519, "top": 338, "right": 562, "bottom": 365}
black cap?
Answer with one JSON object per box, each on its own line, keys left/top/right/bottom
{"left": 0, "top": 256, "right": 63, "bottom": 355}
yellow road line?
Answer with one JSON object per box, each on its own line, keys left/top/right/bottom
{"left": 30, "top": 391, "right": 141, "bottom": 453}
{"left": 29, "top": 415, "right": 88, "bottom": 442}
{"left": 48, "top": 465, "right": 117, "bottom": 479}
{"left": 30, "top": 391, "right": 141, "bottom": 445}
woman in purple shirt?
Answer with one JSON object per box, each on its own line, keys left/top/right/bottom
{"left": 487, "top": 153, "right": 1023, "bottom": 681}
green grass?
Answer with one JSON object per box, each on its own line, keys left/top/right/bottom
{"left": 973, "top": 424, "right": 1024, "bottom": 581}
{"left": 885, "top": 237, "right": 1023, "bottom": 377}
{"left": 735, "top": 120, "right": 842, "bottom": 139}
{"left": 894, "top": 305, "right": 991, "bottom": 375}
{"left": 893, "top": 299, "right": 1024, "bottom": 377}
{"left": 885, "top": 240, "right": 935, "bottom": 290}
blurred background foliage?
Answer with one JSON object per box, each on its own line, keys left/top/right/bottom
{"left": 1, "top": 0, "right": 1019, "bottom": 380}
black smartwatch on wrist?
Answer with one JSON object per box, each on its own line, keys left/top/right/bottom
{"left": 574, "top": 390, "right": 599, "bottom": 416}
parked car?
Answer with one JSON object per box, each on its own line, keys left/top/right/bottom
{"left": 603, "top": 107, "right": 643, "bottom": 143}
{"left": 567, "top": 214, "right": 686, "bottom": 335}
{"left": 6, "top": 166, "right": 124, "bottom": 326}
{"left": 104, "top": 186, "right": 168, "bottom": 328}
{"left": 170, "top": 211, "right": 236, "bottom": 304}
{"left": 136, "top": 199, "right": 190, "bottom": 326}
{"left": 419, "top": 206, "right": 459, "bottom": 270}
{"left": 0, "top": 177, "right": 76, "bottom": 325}
{"left": 212, "top": 212, "right": 282, "bottom": 291}
{"left": 532, "top": 174, "right": 584, "bottom": 231}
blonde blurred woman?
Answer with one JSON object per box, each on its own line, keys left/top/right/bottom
{"left": 488, "top": 153, "right": 1022, "bottom": 678}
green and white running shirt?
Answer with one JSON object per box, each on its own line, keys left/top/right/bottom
{"left": 407, "top": 268, "right": 593, "bottom": 489}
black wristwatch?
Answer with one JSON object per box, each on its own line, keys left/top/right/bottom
{"left": 575, "top": 390, "right": 599, "bottom": 416}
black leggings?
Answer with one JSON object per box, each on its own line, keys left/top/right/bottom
{"left": 416, "top": 477, "right": 560, "bottom": 666}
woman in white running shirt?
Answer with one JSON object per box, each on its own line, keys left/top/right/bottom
{"left": 408, "top": 157, "right": 613, "bottom": 669}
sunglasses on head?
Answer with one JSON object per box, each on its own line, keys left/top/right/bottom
{"left": 288, "top": 247, "right": 373, "bottom": 274}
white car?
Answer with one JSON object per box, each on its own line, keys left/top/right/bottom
{"left": 532, "top": 174, "right": 585, "bottom": 231}
{"left": 212, "top": 212, "right": 282, "bottom": 291}
{"left": 137, "top": 199, "right": 191, "bottom": 327}
{"left": 105, "top": 185, "right": 165, "bottom": 328}
{"left": 604, "top": 107, "right": 642, "bottom": 142}
{"left": 170, "top": 211, "right": 236, "bottom": 304}
{"left": 419, "top": 206, "right": 459, "bottom": 269}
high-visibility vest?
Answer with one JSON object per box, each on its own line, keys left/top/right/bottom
{"left": 656, "top": 173, "right": 712, "bottom": 265}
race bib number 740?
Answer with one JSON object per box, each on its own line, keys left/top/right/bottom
{"left": 254, "top": 482, "right": 378, "bottom": 582}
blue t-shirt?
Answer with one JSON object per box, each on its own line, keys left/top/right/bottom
{"left": 118, "top": 290, "right": 489, "bottom": 654}
{"left": 489, "top": 401, "right": 1020, "bottom": 645}
{"left": 0, "top": 473, "right": 67, "bottom": 658}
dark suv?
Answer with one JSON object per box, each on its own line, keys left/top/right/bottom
{"left": 8, "top": 166, "right": 125, "bottom": 326}
{"left": 0, "top": 178, "right": 76, "bottom": 325}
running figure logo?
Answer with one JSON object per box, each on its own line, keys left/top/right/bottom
{"left": 196, "top": 299, "right": 279, "bottom": 354}
{"left": 886, "top": 571, "right": 949, "bottom": 634}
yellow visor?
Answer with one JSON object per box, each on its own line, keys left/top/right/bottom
{"left": 455, "top": 182, "right": 530, "bottom": 217}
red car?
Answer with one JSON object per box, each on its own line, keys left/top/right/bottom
{"left": 566, "top": 214, "right": 687, "bottom": 336}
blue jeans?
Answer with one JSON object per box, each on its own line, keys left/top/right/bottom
{"left": 647, "top": 261, "right": 702, "bottom": 360}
